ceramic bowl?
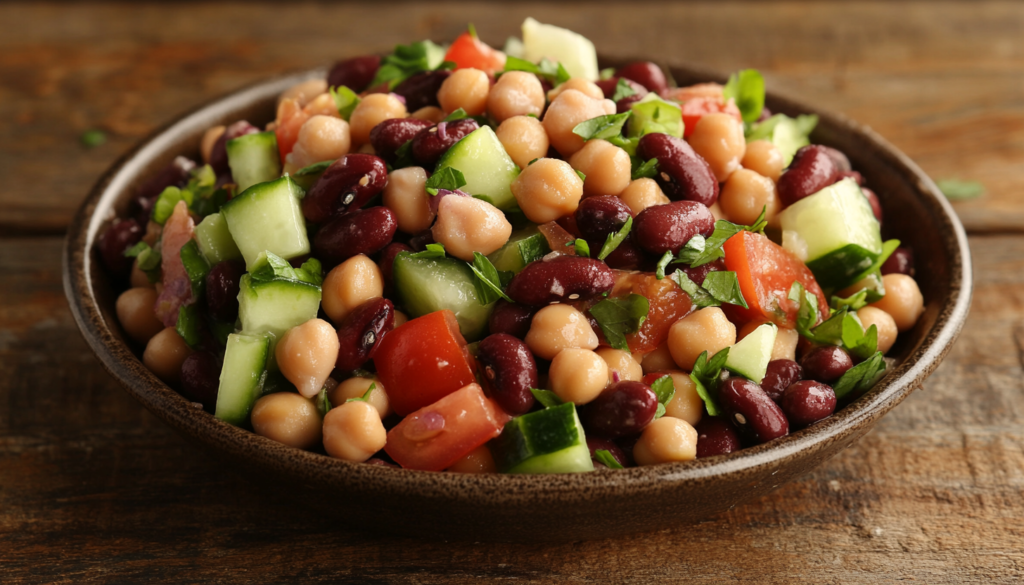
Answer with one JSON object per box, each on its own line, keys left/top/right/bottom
{"left": 64, "top": 60, "right": 972, "bottom": 542}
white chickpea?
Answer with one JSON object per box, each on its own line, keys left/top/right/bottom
{"left": 688, "top": 113, "right": 747, "bottom": 182}
{"left": 143, "top": 327, "right": 192, "bottom": 384}
{"left": 275, "top": 318, "right": 340, "bottom": 398}
{"left": 495, "top": 116, "right": 550, "bottom": 170}
{"left": 719, "top": 168, "right": 781, "bottom": 226}
{"left": 525, "top": 304, "right": 599, "bottom": 361}
{"left": 568, "top": 139, "right": 632, "bottom": 197}
{"left": 641, "top": 341, "right": 677, "bottom": 374}
{"left": 447, "top": 445, "right": 497, "bottom": 473}
{"left": 869, "top": 274, "right": 925, "bottom": 332}
{"left": 393, "top": 310, "right": 409, "bottom": 328}
{"left": 116, "top": 287, "right": 164, "bottom": 344}
{"left": 322, "top": 400, "right": 387, "bottom": 462}
{"left": 547, "top": 77, "right": 604, "bottom": 101}
{"left": 856, "top": 306, "right": 899, "bottom": 354}
{"left": 431, "top": 195, "right": 513, "bottom": 262}
{"left": 279, "top": 79, "right": 328, "bottom": 108}
{"left": 542, "top": 89, "right": 616, "bottom": 157}
{"left": 662, "top": 372, "right": 704, "bottom": 426}
{"left": 619, "top": 178, "right": 670, "bottom": 216}
{"left": 348, "top": 93, "right": 407, "bottom": 146}
{"left": 250, "top": 392, "right": 323, "bottom": 450}
{"left": 742, "top": 140, "right": 785, "bottom": 182}
{"left": 510, "top": 158, "right": 585, "bottom": 224}
{"left": 667, "top": 307, "right": 737, "bottom": 370}
{"left": 549, "top": 348, "right": 609, "bottom": 405}
{"left": 772, "top": 327, "right": 800, "bottom": 361}
{"left": 200, "top": 125, "right": 225, "bottom": 164}
{"left": 437, "top": 68, "right": 490, "bottom": 116}
{"left": 836, "top": 273, "right": 884, "bottom": 299}
{"left": 321, "top": 254, "right": 383, "bottom": 323}
{"left": 328, "top": 376, "right": 391, "bottom": 419}
{"left": 632, "top": 417, "right": 698, "bottom": 465}
{"left": 709, "top": 201, "right": 726, "bottom": 221}
{"left": 410, "top": 106, "right": 446, "bottom": 123}
{"left": 286, "top": 115, "right": 351, "bottom": 172}
{"left": 303, "top": 93, "right": 341, "bottom": 118}
{"left": 130, "top": 259, "right": 154, "bottom": 289}
{"left": 382, "top": 167, "right": 435, "bottom": 233}
{"left": 595, "top": 348, "right": 643, "bottom": 385}
{"left": 487, "top": 71, "right": 546, "bottom": 123}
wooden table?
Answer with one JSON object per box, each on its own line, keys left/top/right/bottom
{"left": 2, "top": 2, "right": 1022, "bottom": 582}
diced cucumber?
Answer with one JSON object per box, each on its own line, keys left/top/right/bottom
{"left": 745, "top": 114, "right": 817, "bottom": 167}
{"left": 215, "top": 332, "right": 270, "bottom": 426}
{"left": 391, "top": 252, "right": 495, "bottom": 341}
{"left": 221, "top": 176, "right": 310, "bottom": 269}
{"left": 435, "top": 126, "right": 520, "bottom": 212}
{"left": 486, "top": 226, "right": 549, "bottom": 274}
{"left": 194, "top": 212, "right": 242, "bottom": 264}
{"left": 778, "top": 178, "right": 882, "bottom": 290}
{"left": 491, "top": 403, "right": 594, "bottom": 474}
{"left": 226, "top": 131, "right": 282, "bottom": 192}
{"left": 725, "top": 323, "right": 777, "bottom": 384}
{"left": 628, "top": 94, "right": 684, "bottom": 139}
{"left": 238, "top": 274, "right": 322, "bottom": 345}
{"left": 521, "top": 17, "right": 599, "bottom": 81}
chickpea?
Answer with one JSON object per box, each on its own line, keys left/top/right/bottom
{"left": 437, "top": 68, "right": 490, "bottom": 116}
{"left": 495, "top": 116, "right": 550, "bottom": 170}
{"left": 667, "top": 307, "right": 737, "bottom": 370}
{"left": 348, "top": 93, "right": 407, "bottom": 146}
{"left": 250, "top": 392, "right": 323, "bottom": 449}
{"left": 719, "top": 168, "right": 780, "bottom": 226}
{"left": 303, "top": 93, "right": 341, "bottom": 118}
{"left": 279, "top": 79, "right": 328, "bottom": 108}
{"left": 431, "top": 195, "right": 513, "bottom": 261}
{"left": 357, "top": 142, "right": 376, "bottom": 155}
{"left": 619, "top": 178, "right": 670, "bottom": 216}
{"left": 569, "top": 139, "right": 632, "bottom": 197}
{"left": 525, "top": 304, "right": 599, "bottom": 361}
{"left": 410, "top": 106, "right": 446, "bottom": 123}
{"left": 688, "top": 113, "right": 746, "bottom": 182}
{"left": 287, "top": 115, "right": 351, "bottom": 172}
{"left": 837, "top": 273, "right": 884, "bottom": 299}
{"left": 510, "top": 158, "right": 585, "bottom": 224}
{"left": 662, "top": 372, "right": 704, "bottom": 426}
{"left": 742, "top": 140, "right": 785, "bottom": 182}
{"left": 328, "top": 376, "right": 391, "bottom": 419}
{"left": 709, "top": 201, "right": 726, "bottom": 222}
{"left": 393, "top": 310, "right": 409, "bottom": 328}
{"left": 382, "top": 167, "right": 435, "bottom": 233}
{"left": 595, "top": 348, "right": 643, "bottom": 384}
{"left": 641, "top": 341, "right": 676, "bottom": 374}
{"left": 116, "top": 287, "right": 164, "bottom": 344}
{"left": 447, "top": 445, "right": 497, "bottom": 473}
{"left": 772, "top": 327, "right": 800, "bottom": 361}
{"left": 549, "top": 348, "right": 609, "bottom": 405}
{"left": 322, "top": 400, "right": 387, "bottom": 462}
{"left": 857, "top": 306, "right": 898, "bottom": 354}
{"left": 275, "top": 318, "right": 341, "bottom": 398}
{"left": 200, "top": 125, "right": 225, "bottom": 164}
{"left": 547, "top": 77, "right": 604, "bottom": 101}
{"left": 633, "top": 417, "right": 698, "bottom": 465}
{"left": 143, "top": 327, "right": 193, "bottom": 384}
{"left": 487, "top": 71, "right": 545, "bottom": 123}
{"left": 130, "top": 259, "right": 153, "bottom": 289}
{"left": 542, "top": 89, "right": 616, "bottom": 157}
{"left": 321, "top": 254, "right": 383, "bottom": 323}
{"left": 869, "top": 274, "right": 925, "bottom": 332}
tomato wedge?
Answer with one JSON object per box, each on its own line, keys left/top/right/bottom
{"left": 722, "top": 231, "right": 828, "bottom": 328}
{"left": 444, "top": 32, "right": 506, "bottom": 75}
{"left": 678, "top": 96, "right": 742, "bottom": 138}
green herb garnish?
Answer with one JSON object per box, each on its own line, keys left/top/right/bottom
{"left": 424, "top": 167, "right": 467, "bottom": 196}
{"left": 589, "top": 293, "right": 649, "bottom": 351}
{"left": 597, "top": 216, "right": 633, "bottom": 261}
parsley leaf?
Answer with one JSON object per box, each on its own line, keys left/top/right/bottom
{"left": 832, "top": 352, "right": 887, "bottom": 399}
{"left": 575, "top": 169, "right": 587, "bottom": 182}
{"left": 722, "top": 69, "right": 766, "bottom": 124}
{"left": 406, "top": 243, "right": 446, "bottom": 259}
{"left": 346, "top": 383, "right": 376, "bottom": 403}
{"left": 392, "top": 139, "right": 416, "bottom": 169}
{"left": 370, "top": 40, "right": 447, "bottom": 89}
{"left": 329, "top": 85, "right": 361, "bottom": 121}
{"left": 249, "top": 251, "right": 322, "bottom": 287}
{"left": 650, "top": 375, "right": 675, "bottom": 419}
{"left": 442, "top": 108, "right": 469, "bottom": 122}
{"left": 607, "top": 135, "right": 639, "bottom": 157}
{"left": 831, "top": 289, "right": 870, "bottom": 311}
{"left": 788, "top": 281, "right": 823, "bottom": 335}
{"left": 631, "top": 157, "right": 659, "bottom": 181}
{"left": 656, "top": 235, "right": 708, "bottom": 279}
{"left": 531, "top": 388, "right": 563, "bottom": 408}
{"left": 745, "top": 114, "right": 818, "bottom": 166}
{"left": 688, "top": 208, "right": 768, "bottom": 268}
{"left": 503, "top": 56, "right": 570, "bottom": 86}
{"left": 672, "top": 270, "right": 748, "bottom": 308}
{"left": 315, "top": 386, "right": 333, "bottom": 416}
{"left": 469, "top": 252, "right": 513, "bottom": 305}
{"left": 937, "top": 179, "right": 985, "bottom": 201}
{"left": 611, "top": 78, "right": 638, "bottom": 102}
{"left": 569, "top": 238, "right": 590, "bottom": 257}
{"left": 847, "top": 240, "right": 901, "bottom": 286}
{"left": 81, "top": 129, "right": 107, "bottom": 148}
{"left": 152, "top": 186, "right": 193, "bottom": 225}
{"left": 124, "top": 241, "right": 162, "bottom": 283}
{"left": 589, "top": 294, "right": 649, "bottom": 351}
{"left": 690, "top": 348, "right": 730, "bottom": 416}
{"left": 517, "top": 234, "right": 550, "bottom": 265}
{"left": 626, "top": 95, "right": 683, "bottom": 138}
{"left": 572, "top": 112, "right": 631, "bottom": 142}
{"left": 597, "top": 216, "right": 633, "bottom": 260}
{"left": 424, "top": 167, "right": 467, "bottom": 196}
{"left": 594, "top": 449, "right": 624, "bottom": 469}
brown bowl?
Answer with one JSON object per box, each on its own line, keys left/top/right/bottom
{"left": 63, "top": 61, "right": 972, "bottom": 542}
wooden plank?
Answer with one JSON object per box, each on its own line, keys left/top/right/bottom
{"left": 1, "top": 235, "right": 1023, "bottom": 582}
{"left": 0, "top": 1, "right": 1020, "bottom": 233}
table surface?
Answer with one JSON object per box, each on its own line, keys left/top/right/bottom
{"left": 2, "top": 2, "right": 1023, "bottom": 582}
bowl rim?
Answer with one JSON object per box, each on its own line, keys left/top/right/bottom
{"left": 63, "top": 63, "right": 973, "bottom": 503}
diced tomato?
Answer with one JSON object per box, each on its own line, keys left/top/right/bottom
{"left": 443, "top": 32, "right": 506, "bottom": 75}
{"left": 373, "top": 310, "right": 478, "bottom": 416}
{"left": 274, "top": 98, "right": 310, "bottom": 159}
{"left": 385, "top": 383, "right": 511, "bottom": 471}
{"left": 677, "top": 96, "right": 742, "bottom": 138}
{"left": 537, "top": 220, "right": 576, "bottom": 255}
{"left": 722, "top": 231, "right": 828, "bottom": 328}
{"left": 154, "top": 200, "right": 194, "bottom": 327}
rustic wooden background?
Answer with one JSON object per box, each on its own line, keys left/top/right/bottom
{"left": 2, "top": 1, "right": 1022, "bottom": 582}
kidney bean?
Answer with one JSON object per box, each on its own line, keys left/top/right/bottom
{"left": 476, "top": 333, "right": 538, "bottom": 415}
{"left": 636, "top": 133, "right": 719, "bottom": 206}
{"left": 302, "top": 154, "right": 388, "bottom": 224}
{"left": 678, "top": 257, "right": 726, "bottom": 287}
{"left": 98, "top": 218, "right": 144, "bottom": 277}
{"left": 616, "top": 61, "right": 668, "bottom": 94}
{"left": 587, "top": 436, "right": 630, "bottom": 468}
{"left": 581, "top": 381, "right": 658, "bottom": 439}
{"left": 393, "top": 70, "right": 452, "bottom": 112}
{"left": 694, "top": 416, "right": 742, "bottom": 458}
{"left": 205, "top": 259, "right": 245, "bottom": 322}
{"left": 410, "top": 118, "right": 480, "bottom": 168}
{"left": 633, "top": 199, "right": 715, "bottom": 255}
{"left": 488, "top": 300, "right": 536, "bottom": 339}
{"left": 369, "top": 117, "right": 434, "bottom": 163}
{"left": 820, "top": 145, "right": 852, "bottom": 173}
{"left": 313, "top": 206, "right": 398, "bottom": 266}
{"left": 862, "top": 187, "right": 883, "bottom": 223}
{"left": 781, "top": 380, "right": 836, "bottom": 427}
{"left": 597, "top": 237, "right": 643, "bottom": 270}
{"left": 595, "top": 77, "right": 649, "bottom": 101}
{"left": 718, "top": 377, "right": 789, "bottom": 444}
{"left": 881, "top": 246, "right": 915, "bottom": 277}
{"left": 180, "top": 351, "right": 221, "bottom": 412}
{"left": 210, "top": 120, "right": 260, "bottom": 177}
{"left": 800, "top": 346, "right": 853, "bottom": 383}
{"left": 327, "top": 55, "right": 381, "bottom": 92}
{"left": 616, "top": 93, "right": 645, "bottom": 115}
{"left": 777, "top": 145, "right": 840, "bottom": 206}
{"left": 335, "top": 297, "right": 394, "bottom": 372}
{"left": 377, "top": 242, "right": 413, "bottom": 293}
{"left": 505, "top": 255, "right": 615, "bottom": 306}
{"left": 575, "top": 195, "right": 633, "bottom": 243}
{"left": 761, "top": 359, "right": 804, "bottom": 402}
{"left": 836, "top": 170, "right": 864, "bottom": 185}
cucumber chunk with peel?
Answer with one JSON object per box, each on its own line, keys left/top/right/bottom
{"left": 435, "top": 126, "right": 520, "bottom": 212}
{"left": 194, "top": 212, "right": 242, "bottom": 264}
{"left": 521, "top": 17, "right": 599, "bottom": 81}
{"left": 215, "top": 332, "right": 271, "bottom": 426}
{"left": 491, "top": 403, "right": 595, "bottom": 474}
{"left": 221, "top": 176, "right": 310, "bottom": 270}
{"left": 226, "top": 131, "right": 282, "bottom": 192}
{"left": 391, "top": 252, "right": 495, "bottom": 341}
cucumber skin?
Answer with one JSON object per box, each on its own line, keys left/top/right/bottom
{"left": 391, "top": 252, "right": 495, "bottom": 342}
{"left": 221, "top": 176, "right": 310, "bottom": 270}
{"left": 491, "top": 403, "right": 595, "bottom": 474}
{"left": 237, "top": 276, "right": 322, "bottom": 342}
{"left": 215, "top": 333, "right": 270, "bottom": 426}
{"left": 226, "top": 131, "right": 282, "bottom": 192}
